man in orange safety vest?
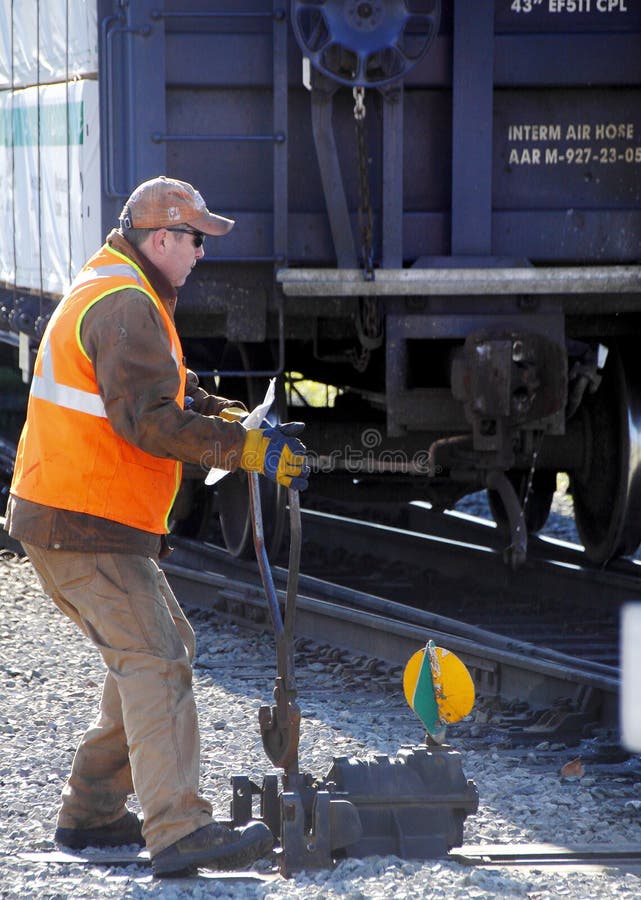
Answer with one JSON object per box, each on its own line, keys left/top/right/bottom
{"left": 7, "top": 176, "right": 309, "bottom": 877}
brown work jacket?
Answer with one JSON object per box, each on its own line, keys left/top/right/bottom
{"left": 6, "top": 230, "right": 246, "bottom": 557}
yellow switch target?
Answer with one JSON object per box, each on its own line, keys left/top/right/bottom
{"left": 403, "top": 642, "right": 475, "bottom": 737}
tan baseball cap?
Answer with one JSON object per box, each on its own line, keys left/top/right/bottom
{"left": 119, "top": 175, "right": 235, "bottom": 236}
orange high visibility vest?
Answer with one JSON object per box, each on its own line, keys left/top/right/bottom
{"left": 11, "top": 244, "right": 186, "bottom": 533}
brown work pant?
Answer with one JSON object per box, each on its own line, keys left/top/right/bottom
{"left": 23, "top": 545, "right": 213, "bottom": 856}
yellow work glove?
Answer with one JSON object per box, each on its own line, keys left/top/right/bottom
{"left": 219, "top": 406, "right": 248, "bottom": 423}
{"left": 240, "top": 422, "right": 309, "bottom": 490}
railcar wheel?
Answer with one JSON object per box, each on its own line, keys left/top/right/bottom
{"left": 487, "top": 469, "right": 556, "bottom": 537}
{"left": 570, "top": 342, "right": 641, "bottom": 564}
{"left": 216, "top": 343, "right": 287, "bottom": 560}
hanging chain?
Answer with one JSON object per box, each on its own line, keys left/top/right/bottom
{"left": 347, "top": 87, "right": 383, "bottom": 372}
{"left": 521, "top": 429, "right": 545, "bottom": 522}
{"left": 353, "top": 87, "right": 374, "bottom": 282}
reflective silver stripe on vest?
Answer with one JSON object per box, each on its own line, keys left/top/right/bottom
{"left": 31, "top": 330, "right": 107, "bottom": 418}
{"left": 31, "top": 256, "right": 179, "bottom": 417}
{"left": 71, "top": 263, "right": 146, "bottom": 289}
{"left": 30, "top": 373, "right": 107, "bottom": 417}
{"left": 75, "top": 260, "right": 180, "bottom": 369}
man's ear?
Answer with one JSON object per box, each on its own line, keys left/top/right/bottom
{"left": 150, "top": 228, "right": 169, "bottom": 254}
{"left": 140, "top": 228, "right": 168, "bottom": 263}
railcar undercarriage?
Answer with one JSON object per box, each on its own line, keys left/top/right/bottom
{"left": 2, "top": 0, "right": 641, "bottom": 569}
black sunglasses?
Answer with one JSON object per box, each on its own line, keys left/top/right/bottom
{"left": 166, "top": 227, "right": 205, "bottom": 248}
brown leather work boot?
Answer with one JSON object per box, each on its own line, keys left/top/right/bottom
{"left": 151, "top": 820, "right": 274, "bottom": 877}
{"left": 54, "top": 811, "right": 144, "bottom": 849}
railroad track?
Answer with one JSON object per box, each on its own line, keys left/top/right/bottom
{"left": 162, "top": 498, "right": 629, "bottom": 743}
{"left": 2, "top": 498, "right": 631, "bottom": 739}
{"left": 451, "top": 843, "right": 641, "bottom": 874}
{"left": 16, "top": 842, "right": 641, "bottom": 877}
{"left": 4, "top": 514, "right": 641, "bottom": 883}
{"left": 299, "top": 502, "right": 641, "bottom": 627}
{"left": 16, "top": 840, "right": 641, "bottom": 877}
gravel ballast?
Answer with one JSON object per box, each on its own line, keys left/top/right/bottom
{"left": 1, "top": 551, "right": 640, "bottom": 899}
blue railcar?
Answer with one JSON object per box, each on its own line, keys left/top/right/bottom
{"left": 1, "top": 0, "right": 640, "bottom": 565}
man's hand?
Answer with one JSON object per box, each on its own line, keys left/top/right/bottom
{"left": 218, "top": 406, "right": 248, "bottom": 423}
{"left": 240, "top": 422, "right": 310, "bottom": 490}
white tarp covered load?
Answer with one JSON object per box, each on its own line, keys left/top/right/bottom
{"left": 0, "top": 94, "right": 12, "bottom": 282}
{"left": 0, "top": 0, "right": 98, "bottom": 88}
{"left": 0, "top": 1, "right": 10, "bottom": 89}
{"left": 0, "top": 79, "right": 101, "bottom": 295}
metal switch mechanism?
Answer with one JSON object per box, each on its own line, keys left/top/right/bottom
{"left": 228, "top": 472, "right": 478, "bottom": 876}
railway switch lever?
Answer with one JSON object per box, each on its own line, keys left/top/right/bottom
{"left": 229, "top": 465, "right": 478, "bottom": 876}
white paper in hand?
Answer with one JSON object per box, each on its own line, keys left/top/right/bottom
{"left": 205, "top": 377, "right": 276, "bottom": 486}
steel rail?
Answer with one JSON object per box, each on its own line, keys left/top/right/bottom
{"left": 166, "top": 534, "right": 619, "bottom": 681}
{"left": 451, "top": 842, "right": 641, "bottom": 871}
{"left": 2, "top": 499, "right": 625, "bottom": 716}
{"left": 405, "top": 501, "right": 641, "bottom": 577}
{"left": 297, "top": 506, "right": 641, "bottom": 614}
{"left": 162, "top": 536, "right": 619, "bottom": 704}
{"left": 16, "top": 842, "right": 641, "bottom": 875}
